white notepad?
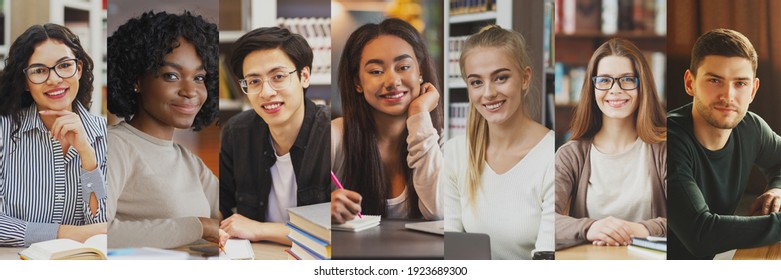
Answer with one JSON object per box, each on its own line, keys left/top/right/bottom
{"left": 332, "top": 215, "right": 381, "bottom": 232}
{"left": 219, "top": 239, "right": 255, "bottom": 260}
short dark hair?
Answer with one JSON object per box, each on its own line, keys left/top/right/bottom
{"left": 0, "top": 23, "right": 94, "bottom": 139}
{"left": 229, "top": 27, "right": 313, "bottom": 94}
{"left": 690, "top": 28, "right": 758, "bottom": 76}
{"left": 107, "top": 11, "right": 219, "bottom": 131}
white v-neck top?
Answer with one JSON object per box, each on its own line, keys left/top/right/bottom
{"left": 444, "top": 131, "right": 555, "bottom": 260}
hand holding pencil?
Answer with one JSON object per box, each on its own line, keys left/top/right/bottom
{"left": 330, "top": 171, "right": 363, "bottom": 224}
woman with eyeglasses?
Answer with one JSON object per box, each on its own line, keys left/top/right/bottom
{"left": 0, "top": 24, "right": 107, "bottom": 247}
{"left": 106, "top": 11, "right": 225, "bottom": 249}
{"left": 555, "top": 38, "right": 667, "bottom": 247}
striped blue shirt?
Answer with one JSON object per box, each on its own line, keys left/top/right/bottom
{"left": 0, "top": 102, "right": 107, "bottom": 247}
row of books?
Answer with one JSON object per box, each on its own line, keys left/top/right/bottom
{"left": 449, "top": 0, "right": 497, "bottom": 15}
{"left": 553, "top": 51, "right": 665, "bottom": 105}
{"left": 556, "top": 0, "right": 666, "bottom": 35}
{"left": 447, "top": 36, "right": 470, "bottom": 83}
{"left": 277, "top": 17, "right": 332, "bottom": 76}
{"left": 544, "top": 0, "right": 555, "bottom": 68}
{"left": 218, "top": 56, "right": 243, "bottom": 102}
{"left": 449, "top": 102, "right": 469, "bottom": 139}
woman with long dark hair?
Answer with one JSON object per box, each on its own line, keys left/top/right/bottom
{"left": 331, "top": 18, "right": 443, "bottom": 223}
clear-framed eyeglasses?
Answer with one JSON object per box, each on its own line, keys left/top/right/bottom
{"left": 23, "top": 58, "right": 79, "bottom": 84}
{"left": 238, "top": 69, "right": 297, "bottom": 95}
{"left": 592, "top": 76, "right": 639, "bottom": 91}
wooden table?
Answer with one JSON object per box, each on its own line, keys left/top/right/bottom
{"left": 0, "top": 247, "right": 22, "bottom": 260}
{"left": 556, "top": 244, "right": 664, "bottom": 260}
{"left": 734, "top": 243, "right": 781, "bottom": 260}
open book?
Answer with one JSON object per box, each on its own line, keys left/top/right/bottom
{"left": 332, "top": 215, "right": 381, "bottom": 232}
{"left": 19, "top": 234, "right": 107, "bottom": 260}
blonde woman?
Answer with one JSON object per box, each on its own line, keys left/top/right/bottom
{"left": 443, "top": 25, "right": 554, "bottom": 260}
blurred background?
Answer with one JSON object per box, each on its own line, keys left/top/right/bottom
{"left": 3, "top": 0, "right": 106, "bottom": 120}
{"left": 330, "top": 0, "right": 443, "bottom": 122}
{"left": 218, "top": 0, "right": 331, "bottom": 114}
{"left": 107, "top": 0, "right": 219, "bottom": 175}
{"left": 554, "top": 0, "right": 667, "bottom": 148}
{"left": 217, "top": 0, "right": 331, "bottom": 178}
{"left": 445, "top": 0, "right": 554, "bottom": 140}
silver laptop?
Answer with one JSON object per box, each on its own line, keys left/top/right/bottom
{"left": 445, "top": 232, "right": 491, "bottom": 260}
{"left": 404, "top": 220, "right": 444, "bottom": 235}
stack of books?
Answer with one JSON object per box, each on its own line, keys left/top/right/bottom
{"left": 628, "top": 236, "right": 666, "bottom": 260}
{"left": 285, "top": 202, "right": 331, "bottom": 260}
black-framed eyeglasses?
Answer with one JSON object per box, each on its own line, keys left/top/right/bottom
{"left": 23, "top": 58, "right": 79, "bottom": 84}
{"left": 238, "top": 69, "right": 297, "bottom": 95}
{"left": 592, "top": 76, "right": 639, "bottom": 90}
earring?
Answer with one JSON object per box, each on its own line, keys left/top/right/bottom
{"left": 419, "top": 76, "right": 423, "bottom": 84}
{"left": 134, "top": 87, "right": 140, "bottom": 93}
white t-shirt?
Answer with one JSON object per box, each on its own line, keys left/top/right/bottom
{"left": 266, "top": 141, "right": 298, "bottom": 223}
{"left": 386, "top": 188, "right": 409, "bottom": 219}
{"left": 586, "top": 138, "right": 654, "bottom": 222}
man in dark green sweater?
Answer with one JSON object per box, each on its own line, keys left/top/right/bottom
{"left": 668, "top": 28, "right": 781, "bottom": 260}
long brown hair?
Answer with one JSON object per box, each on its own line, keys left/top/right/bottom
{"left": 569, "top": 38, "right": 666, "bottom": 143}
{"left": 338, "top": 18, "right": 444, "bottom": 217}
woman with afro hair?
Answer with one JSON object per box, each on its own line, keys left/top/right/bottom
{"left": 106, "top": 10, "right": 225, "bottom": 249}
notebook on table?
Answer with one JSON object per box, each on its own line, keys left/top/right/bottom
{"left": 219, "top": 239, "right": 255, "bottom": 260}
{"left": 332, "top": 215, "right": 381, "bottom": 232}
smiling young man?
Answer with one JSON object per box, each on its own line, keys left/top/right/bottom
{"left": 668, "top": 29, "right": 781, "bottom": 259}
{"left": 219, "top": 27, "right": 330, "bottom": 245}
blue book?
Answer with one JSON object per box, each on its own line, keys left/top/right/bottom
{"left": 286, "top": 223, "right": 330, "bottom": 258}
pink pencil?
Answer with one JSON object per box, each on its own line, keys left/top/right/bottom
{"left": 330, "top": 171, "right": 362, "bottom": 218}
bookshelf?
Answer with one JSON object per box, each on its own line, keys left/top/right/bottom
{"left": 0, "top": 0, "right": 10, "bottom": 67}
{"left": 444, "top": 0, "right": 552, "bottom": 140}
{"left": 553, "top": 0, "right": 666, "bottom": 146}
{"left": 218, "top": 0, "right": 331, "bottom": 116}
